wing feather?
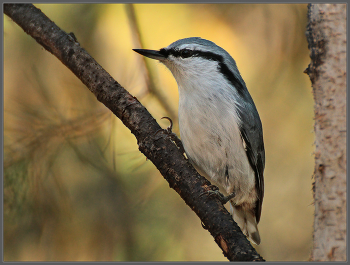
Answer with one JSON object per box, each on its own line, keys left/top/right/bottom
{"left": 239, "top": 114, "right": 265, "bottom": 223}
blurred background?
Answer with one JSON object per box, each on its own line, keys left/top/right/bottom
{"left": 4, "top": 4, "right": 314, "bottom": 261}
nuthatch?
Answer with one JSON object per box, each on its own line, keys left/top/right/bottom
{"left": 134, "top": 37, "right": 265, "bottom": 245}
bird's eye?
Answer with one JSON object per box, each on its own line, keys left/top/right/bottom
{"left": 180, "top": 49, "right": 193, "bottom": 58}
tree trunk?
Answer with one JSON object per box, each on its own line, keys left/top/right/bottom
{"left": 305, "top": 3, "right": 346, "bottom": 261}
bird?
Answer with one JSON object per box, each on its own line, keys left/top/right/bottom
{"left": 133, "top": 37, "right": 265, "bottom": 245}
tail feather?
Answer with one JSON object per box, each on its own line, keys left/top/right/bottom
{"left": 230, "top": 203, "right": 261, "bottom": 245}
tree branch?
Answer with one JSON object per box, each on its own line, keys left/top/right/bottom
{"left": 4, "top": 4, "right": 264, "bottom": 261}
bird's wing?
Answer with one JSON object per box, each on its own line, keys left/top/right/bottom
{"left": 238, "top": 102, "right": 265, "bottom": 223}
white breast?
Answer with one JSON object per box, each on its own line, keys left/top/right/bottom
{"left": 177, "top": 72, "right": 256, "bottom": 206}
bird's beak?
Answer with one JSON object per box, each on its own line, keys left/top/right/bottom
{"left": 133, "top": 49, "right": 166, "bottom": 61}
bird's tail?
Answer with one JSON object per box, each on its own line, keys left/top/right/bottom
{"left": 230, "top": 202, "right": 261, "bottom": 245}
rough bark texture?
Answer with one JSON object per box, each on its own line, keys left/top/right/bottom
{"left": 4, "top": 4, "right": 264, "bottom": 261}
{"left": 305, "top": 4, "right": 346, "bottom": 261}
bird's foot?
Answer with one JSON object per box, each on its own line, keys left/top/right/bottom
{"left": 155, "top": 117, "right": 185, "bottom": 154}
{"left": 200, "top": 185, "right": 235, "bottom": 205}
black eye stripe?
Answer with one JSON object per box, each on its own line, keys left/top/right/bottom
{"left": 162, "top": 48, "right": 223, "bottom": 62}
{"left": 159, "top": 48, "right": 169, "bottom": 57}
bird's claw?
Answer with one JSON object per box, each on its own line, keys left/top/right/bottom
{"left": 155, "top": 117, "right": 185, "bottom": 154}
{"left": 155, "top": 116, "right": 174, "bottom": 137}
{"left": 161, "top": 116, "right": 173, "bottom": 134}
{"left": 199, "top": 185, "right": 219, "bottom": 198}
{"left": 200, "top": 185, "right": 235, "bottom": 205}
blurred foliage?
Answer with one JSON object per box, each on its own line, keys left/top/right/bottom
{"left": 3, "top": 4, "right": 314, "bottom": 261}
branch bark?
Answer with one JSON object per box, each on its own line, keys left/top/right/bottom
{"left": 305, "top": 3, "right": 346, "bottom": 261}
{"left": 4, "top": 4, "right": 264, "bottom": 261}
